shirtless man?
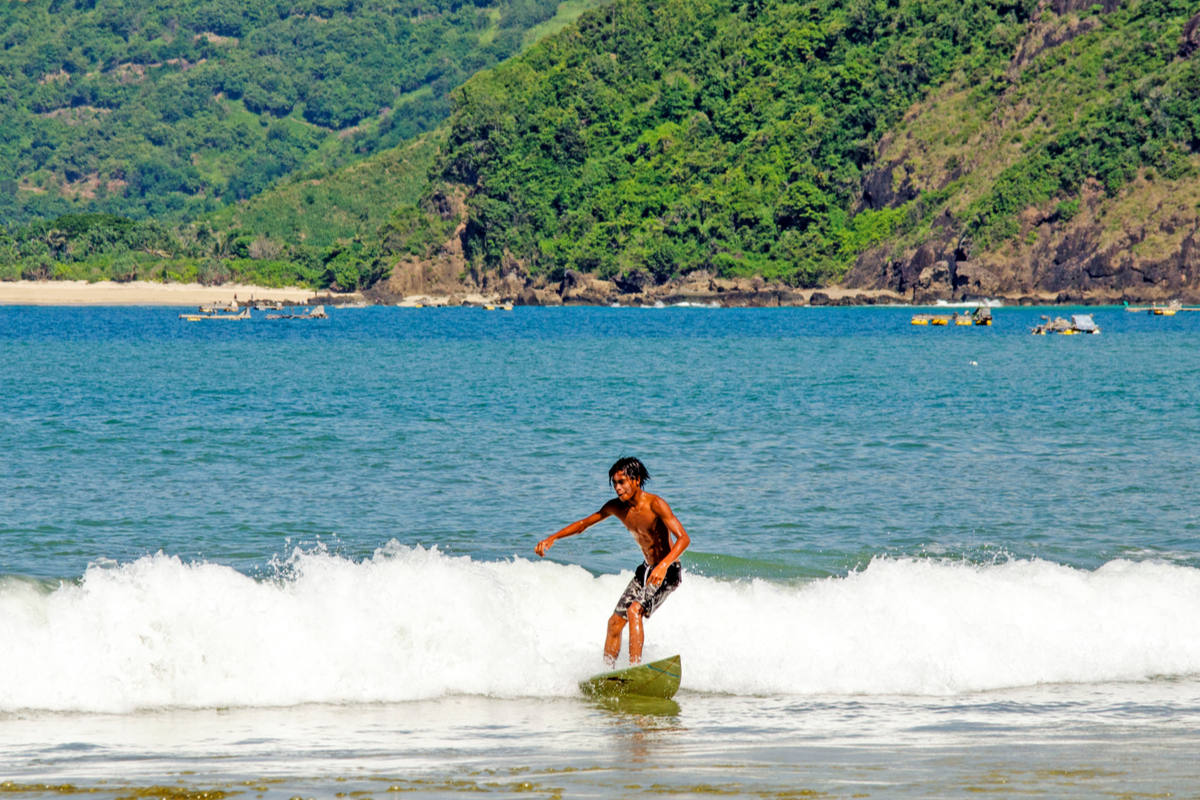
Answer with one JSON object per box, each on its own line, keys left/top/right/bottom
{"left": 535, "top": 457, "right": 690, "bottom": 666}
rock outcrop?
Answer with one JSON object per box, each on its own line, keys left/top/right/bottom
{"left": 368, "top": 253, "right": 898, "bottom": 307}
{"left": 1181, "top": 12, "right": 1200, "bottom": 58}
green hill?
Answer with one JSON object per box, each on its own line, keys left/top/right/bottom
{"left": 402, "top": 0, "right": 1200, "bottom": 299}
{"left": 205, "top": 130, "right": 444, "bottom": 248}
{"left": 0, "top": 0, "right": 601, "bottom": 225}
{"left": 10, "top": 0, "right": 1200, "bottom": 301}
{"left": 840, "top": 0, "right": 1200, "bottom": 301}
{"left": 430, "top": 0, "right": 1039, "bottom": 286}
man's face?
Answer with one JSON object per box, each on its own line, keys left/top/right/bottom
{"left": 612, "top": 471, "right": 639, "bottom": 502}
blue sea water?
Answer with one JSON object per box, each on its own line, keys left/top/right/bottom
{"left": 2, "top": 305, "right": 1200, "bottom": 798}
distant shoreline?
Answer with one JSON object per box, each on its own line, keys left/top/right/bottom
{"left": 0, "top": 279, "right": 1127, "bottom": 308}
{"left": 0, "top": 280, "right": 318, "bottom": 307}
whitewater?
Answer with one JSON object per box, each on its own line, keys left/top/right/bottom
{"left": 3, "top": 544, "right": 1199, "bottom": 713}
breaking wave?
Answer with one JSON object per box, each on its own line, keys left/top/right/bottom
{"left": 2, "top": 544, "right": 1199, "bottom": 712}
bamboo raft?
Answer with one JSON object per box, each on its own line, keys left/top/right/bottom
{"left": 1031, "top": 314, "right": 1100, "bottom": 335}
{"left": 911, "top": 308, "right": 992, "bottom": 326}
{"left": 266, "top": 305, "right": 328, "bottom": 320}
{"left": 196, "top": 300, "right": 242, "bottom": 313}
{"left": 1123, "top": 300, "right": 1200, "bottom": 315}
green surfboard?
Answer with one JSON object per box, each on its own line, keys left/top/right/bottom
{"left": 579, "top": 655, "right": 681, "bottom": 699}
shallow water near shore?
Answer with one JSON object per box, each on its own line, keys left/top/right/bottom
{"left": 2, "top": 305, "right": 1199, "bottom": 797}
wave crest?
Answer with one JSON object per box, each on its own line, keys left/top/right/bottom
{"left": 2, "top": 547, "right": 1198, "bottom": 712}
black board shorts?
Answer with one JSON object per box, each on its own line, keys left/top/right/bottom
{"left": 613, "top": 561, "right": 683, "bottom": 619}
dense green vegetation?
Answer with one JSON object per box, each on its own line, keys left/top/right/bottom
{"left": 961, "top": 0, "right": 1200, "bottom": 251}
{"left": 8, "top": 0, "right": 1200, "bottom": 293}
{"left": 0, "top": 0, "right": 573, "bottom": 225}
{"left": 433, "top": 0, "right": 1038, "bottom": 285}
{"left": 0, "top": 211, "right": 385, "bottom": 289}
{"left": 204, "top": 131, "right": 443, "bottom": 248}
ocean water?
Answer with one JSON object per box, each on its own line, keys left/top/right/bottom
{"left": 2, "top": 305, "right": 1200, "bottom": 798}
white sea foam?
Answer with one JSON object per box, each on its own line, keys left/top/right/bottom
{"left": 2, "top": 546, "right": 1199, "bottom": 712}
{"left": 933, "top": 298, "right": 1004, "bottom": 307}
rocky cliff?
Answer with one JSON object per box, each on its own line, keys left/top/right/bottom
{"left": 844, "top": 1, "right": 1200, "bottom": 305}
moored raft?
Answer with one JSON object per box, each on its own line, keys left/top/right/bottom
{"left": 266, "top": 305, "right": 328, "bottom": 320}
{"left": 1031, "top": 313, "right": 1100, "bottom": 335}
{"left": 1123, "top": 300, "right": 1200, "bottom": 314}
{"left": 911, "top": 308, "right": 992, "bottom": 327}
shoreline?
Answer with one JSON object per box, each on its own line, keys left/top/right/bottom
{"left": 0, "top": 280, "right": 318, "bottom": 307}
{"left": 0, "top": 279, "right": 1151, "bottom": 308}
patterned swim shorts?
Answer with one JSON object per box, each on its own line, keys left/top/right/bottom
{"left": 613, "top": 561, "right": 683, "bottom": 619}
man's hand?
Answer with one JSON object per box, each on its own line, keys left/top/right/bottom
{"left": 535, "top": 537, "right": 554, "bottom": 557}
{"left": 648, "top": 562, "right": 669, "bottom": 587}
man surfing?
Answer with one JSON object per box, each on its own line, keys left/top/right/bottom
{"left": 535, "top": 457, "right": 690, "bottom": 666}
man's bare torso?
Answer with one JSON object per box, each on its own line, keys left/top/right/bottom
{"left": 605, "top": 493, "right": 672, "bottom": 565}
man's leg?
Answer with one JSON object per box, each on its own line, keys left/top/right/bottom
{"left": 604, "top": 613, "right": 626, "bottom": 666}
{"left": 627, "top": 602, "right": 644, "bottom": 665}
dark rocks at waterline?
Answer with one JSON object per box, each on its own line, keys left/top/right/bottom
{"left": 614, "top": 270, "right": 656, "bottom": 294}
{"left": 515, "top": 286, "right": 565, "bottom": 306}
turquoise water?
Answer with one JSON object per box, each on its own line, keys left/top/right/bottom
{"left": 4, "top": 306, "right": 1198, "bottom": 580}
{"left": 2, "top": 305, "right": 1200, "bottom": 797}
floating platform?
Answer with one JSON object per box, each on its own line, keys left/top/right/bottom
{"left": 912, "top": 308, "right": 991, "bottom": 327}
{"left": 267, "top": 305, "right": 328, "bottom": 320}
{"left": 1032, "top": 314, "right": 1100, "bottom": 335}
{"left": 1124, "top": 300, "right": 1199, "bottom": 315}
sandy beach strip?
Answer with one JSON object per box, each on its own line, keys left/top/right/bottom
{"left": 0, "top": 280, "right": 317, "bottom": 306}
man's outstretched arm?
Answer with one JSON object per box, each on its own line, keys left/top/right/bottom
{"left": 535, "top": 503, "right": 615, "bottom": 557}
{"left": 647, "top": 496, "right": 690, "bottom": 586}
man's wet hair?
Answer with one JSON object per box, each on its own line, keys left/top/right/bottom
{"left": 609, "top": 456, "right": 650, "bottom": 488}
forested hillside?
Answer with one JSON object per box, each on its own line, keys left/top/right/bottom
{"left": 842, "top": 0, "right": 1200, "bottom": 300}
{"left": 0, "top": 0, "right": 582, "bottom": 224}
{"left": 429, "top": 0, "right": 1039, "bottom": 286}
{"left": 9, "top": 0, "right": 1200, "bottom": 301}
{"left": 403, "top": 0, "right": 1200, "bottom": 298}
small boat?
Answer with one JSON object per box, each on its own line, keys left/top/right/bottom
{"left": 179, "top": 307, "right": 251, "bottom": 321}
{"left": 1031, "top": 314, "right": 1100, "bottom": 335}
{"left": 197, "top": 301, "right": 239, "bottom": 314}
{"left": 266, "top": 305, "right": 328, "bottom": 320}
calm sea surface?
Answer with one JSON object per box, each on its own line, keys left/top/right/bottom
{"left": 2, "top": 305, "right": 1199, "bottom": 798}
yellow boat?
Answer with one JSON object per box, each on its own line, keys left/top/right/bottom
{"left": 1031, "top": 314, "right": 1100, "bottom": 335}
